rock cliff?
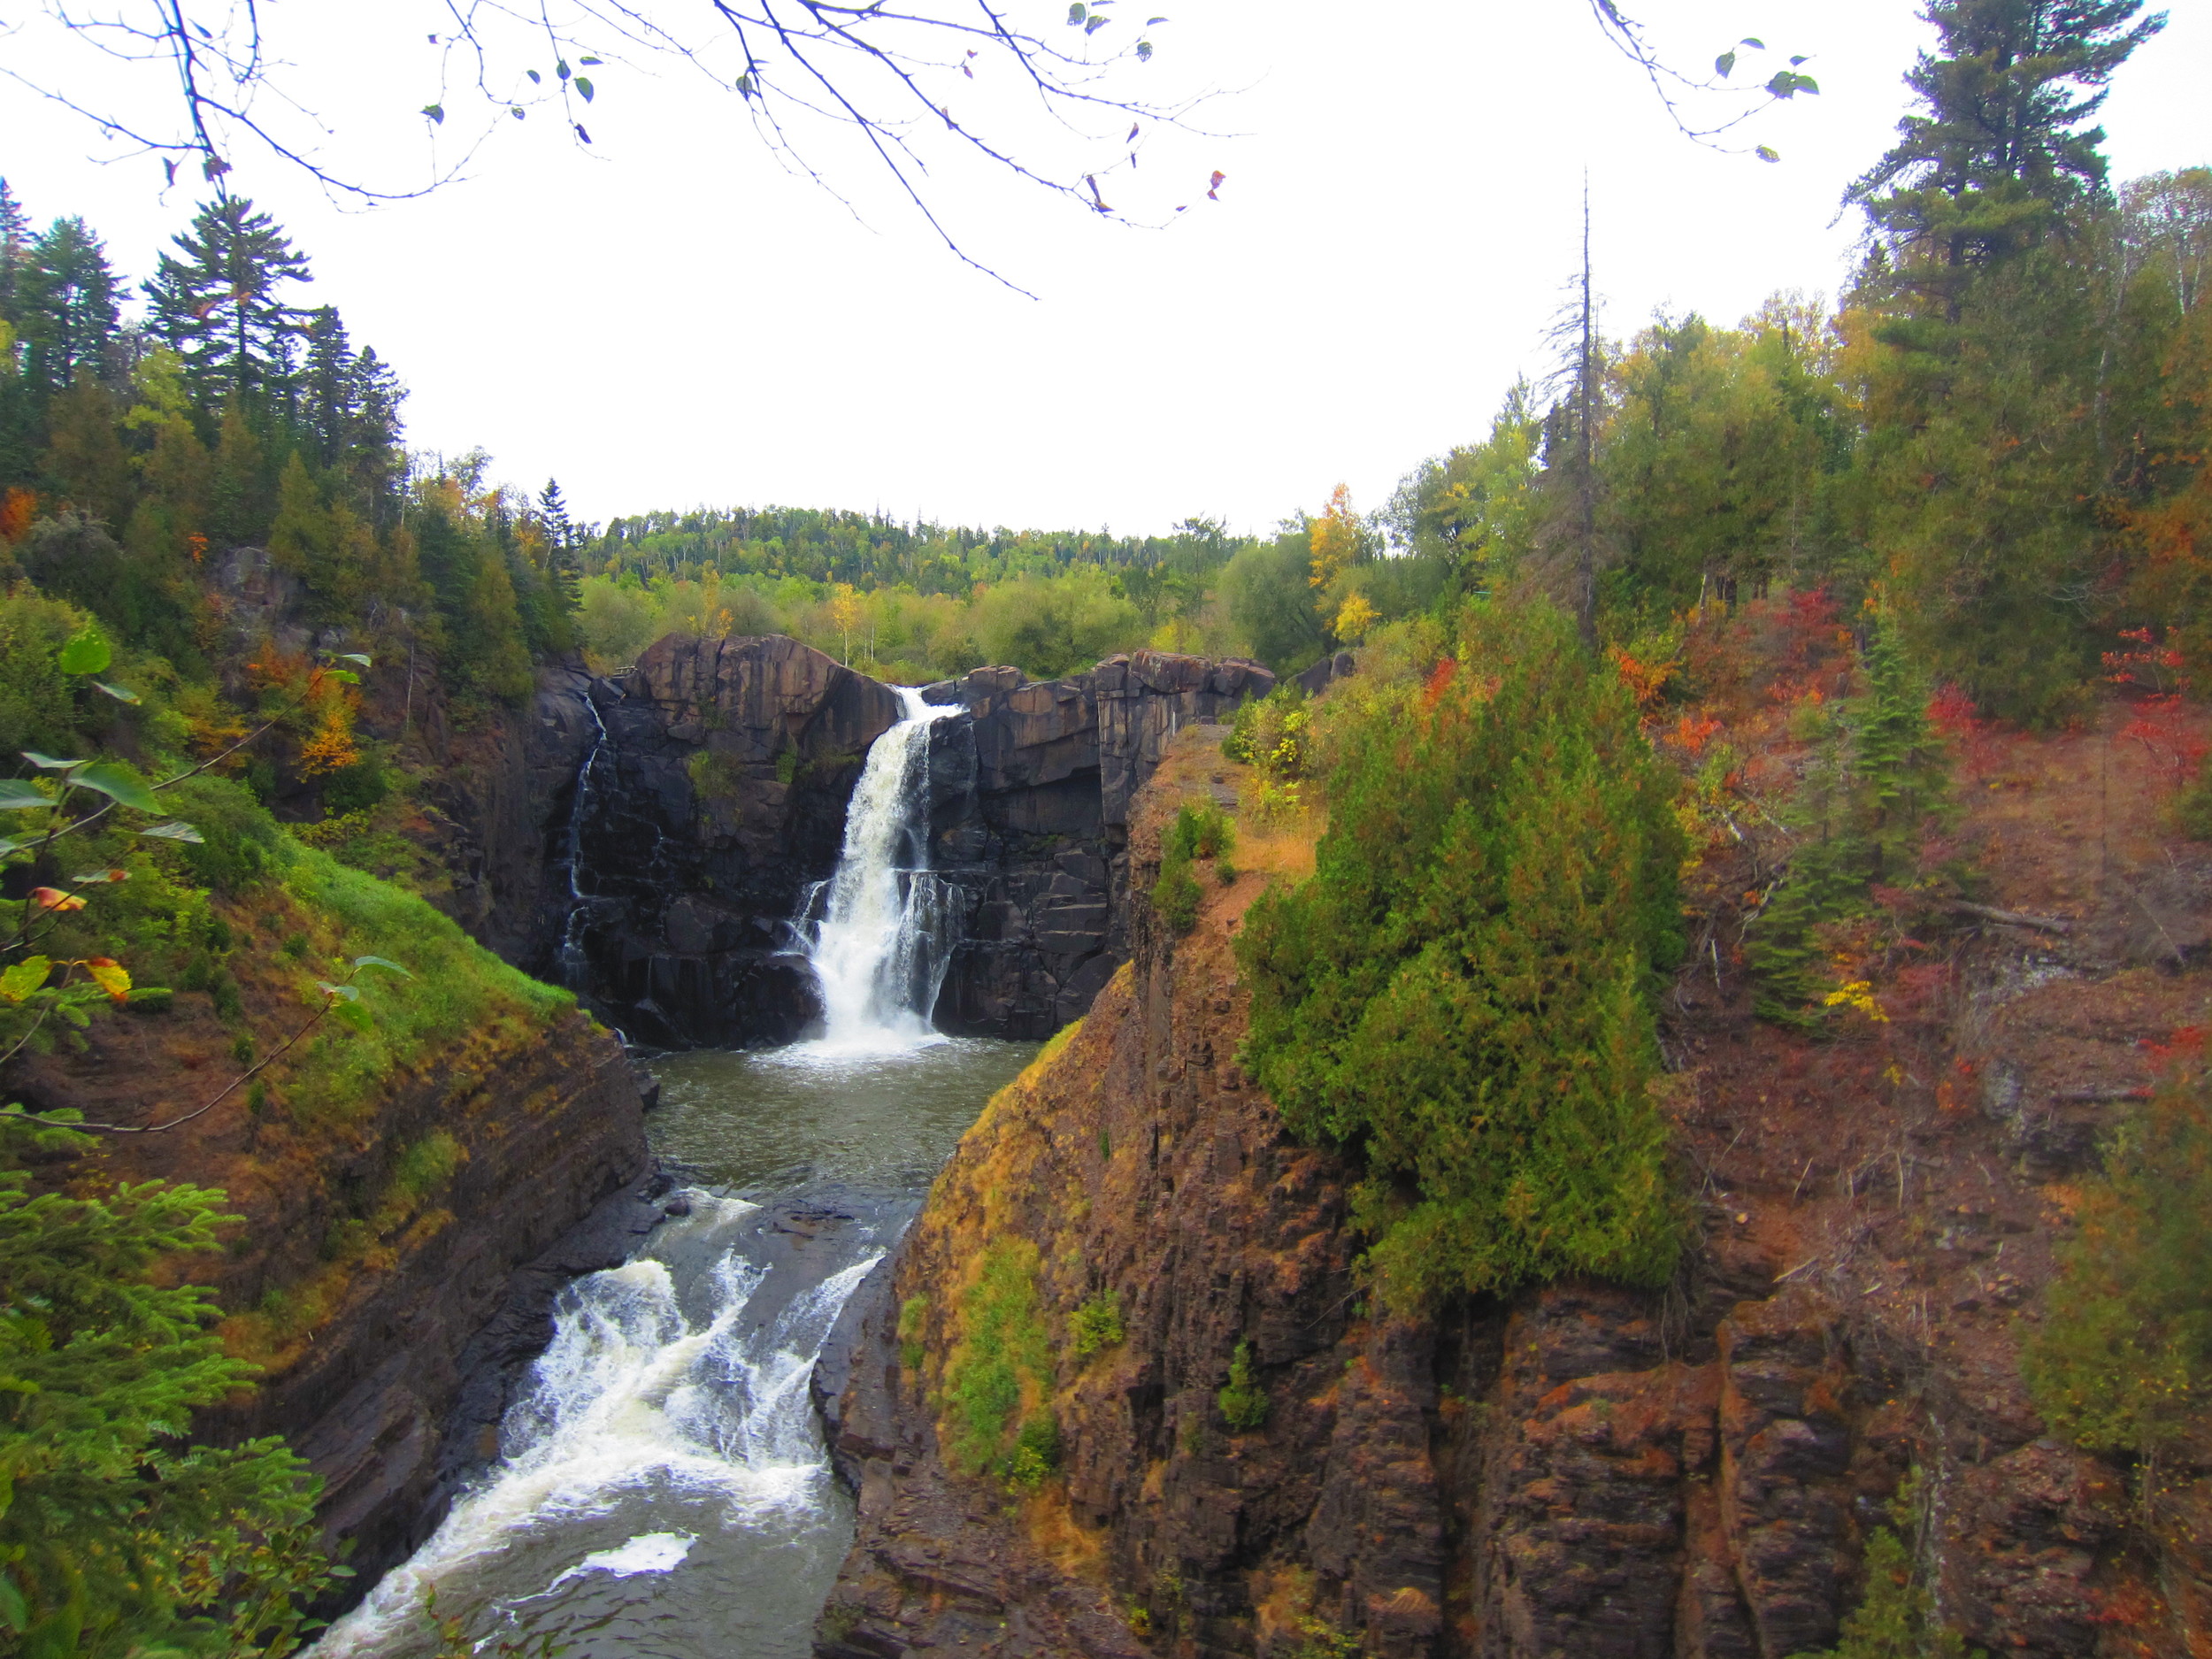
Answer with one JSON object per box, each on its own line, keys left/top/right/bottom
{"left": 814, "top": 725, "right": 2170, "bottom": 1659}
{"left": 537, "top": 635, "right": 1272, "bottom": 1045}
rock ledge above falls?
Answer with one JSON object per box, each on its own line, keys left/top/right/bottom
{"left": 548, "top": 635, "right": 1276, "bottom": 1046}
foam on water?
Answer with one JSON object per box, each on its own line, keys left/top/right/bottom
{"left": 312, "top": 1200, "right": 880, "bottom": 1655}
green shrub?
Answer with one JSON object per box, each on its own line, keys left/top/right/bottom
{"left": 1790, "top": 1472, "right": 1983, "bottom": 1659}
{"left": 319, "top": 755, "right": 392, "bottom": 817}
{"left": 165, "top": 774, "right": 283, "bottom": 895}
{"left": 1152, "top": 858, "right": 1202, "bottom": 933}
{"left": 1223, "top": 683, "right": 1310, "bottom": 778}
{"left": 1070, "top": 1290, "right": 1126, "bottom": 1358}
{"left": 1747, "top": 612, "right": 1954, "bottom": 1025}
{"left": 0, "top": 1116, "right": 334, "bottom": 1652}
{"left": 941, "top": 1240, "right": 1056, "bottom": 1484}
{"left": 1238, "top": 598, "right": 1685, "bottom": 1310}
{"left": 898, "top": 1294, "right": 929, "bottom": 1371}
{"left": 1154, "top": 801, "right": 1233, "bottom": 934}
{"left": 2023, "top": 1065, "right": 2212, "bottom": 1455}
{"left": 1217, "top": 1340, "right": 1269, "bottom": 1431}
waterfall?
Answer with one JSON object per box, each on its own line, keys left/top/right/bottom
{"left": 555, "top": 687, "right": 611, "bottom": 991}
{"left": 795, "top": 688, "right": 962, "bottom": 1052}
{"left": 311, "top": 1197, "right": 881, "bottom": 1656}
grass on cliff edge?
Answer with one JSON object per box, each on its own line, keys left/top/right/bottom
{"left": 1237, "top": 598, "right": 1686, "bottom": 1313}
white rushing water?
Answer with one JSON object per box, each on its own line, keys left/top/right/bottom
{"left": 795, "top": 687, "right": 962, "bottom": 1054}
{"left": 313, "top": 1199, "right": 881, "bottom": 1657}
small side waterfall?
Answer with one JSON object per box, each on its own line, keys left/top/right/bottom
{"left": 795, "top": 689, "right": 962, "bottom": 1052}
{"left": 555, "top": 687, "right": 611, "bottom": 991}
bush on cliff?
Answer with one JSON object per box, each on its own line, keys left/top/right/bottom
{"left": 1238, "top": 598, "right": 1686, "bottom": 1310}
{"left": 2024, "top": 1059, "right": 2212, "bottom": 1456}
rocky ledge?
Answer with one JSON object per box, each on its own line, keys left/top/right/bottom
{"left": 542, "top": 634, "right": 1273, "bottom": 1045}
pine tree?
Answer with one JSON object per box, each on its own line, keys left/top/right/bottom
{"left": 1848, "top": 0, "right": 2165, "bottom": 301}
{"left": 300, "top": 304, "right": 356, "bottom": 467}
{"left": 540, "top": 477, "right": 582, "bottom": 615}
{"left": 0, "top": 178, "right": 31, "bottom": 328}
{"left": 144, "top": 196, "right": 313, "bottom": 404}
{"left": 0, "top": 1120, "right": 333, "bottom": 1652}
{"left": 17, "top": 217, "right": 120, "bottom": 398}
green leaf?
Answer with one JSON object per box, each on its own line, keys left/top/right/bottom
{"left": 1136, "top": 38, "right": 1152, "bottom": 59}
{"left": 1067, "top": 2, "right": 1087, "bottom": 21}
{"left": 0, "top": 780, "right": 53, "bottom": 810}
{"left": 557, "top": 58, "right": 572, "bottom": 80}
{"left": 0, "top": 1569, "right": 26, "bottom": 1632}
{"left": 422, "top": 103, "right": 446, "bottom": 124}
{"left": 580, "top": 56, "right": 603, "bottom": 65}
{"left": 1755, "top": 144, "right": 1781, "bottom": 163}
{"left": 1714, "top": 50, "right": 1735, "bottom": 78}
{"left": 93, "top": 681, "right": 140, "bottom": 704}
{"left": 58, "top": 628, "right": 111, "bottom": 676}
{"left": 139, "top": 821, "right": 206, "bottom": 843}
{"left": 1740, "top": 36, "right": 1765, "bottom": 49}
{"left": 526, "top": 67, "right": 541, "bottom": 83}
{"left": 1789, "top": 54, "right": 1809, "bottom": 65}
{"left": 21, "top": 752, "right": 83, "bottom": 771}
{"left": 511, "top": 106, "right": 526, "bottom": 119}
{"left": 336, "top": 652, "right": 373, "bottom": 667}
{"left": 352, "top": 955, "right": 414, "bottom": 979}
{"left": 1085, "top": 13, "right": 1108, "bottom": 30}
{"left": 326, "top": 669, "right": 361, "bottom": 686}
{"left": 0, "top": 956, "right": 51, "bottom": 1004}
{"left": 575, "top": 75, "right": 594, "bottom": 102}
{"left": 318, "top": 981, "right": 361, "bottom": 1002}
{"left": 1148, "top": 14, "right": 1168, "bottom": 22}
{"left": 71, "top": 762, "right": 160, "bottom": 813}
{"left": 0, "top": 837, "right": 27, "bottom": 856}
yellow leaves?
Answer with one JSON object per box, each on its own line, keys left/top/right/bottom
{"left": 1308, "top": 483, "right": 1362, "bottom": 592}
{"left": 1822, "top": 979, "right": 1889, "bottom": 1022}
{"left": 85, "top": 958, "right": 132, "bottom": 1004}
{"left": 29, "top": 886, "right": 86, "bottom": 913}
{"left": 1332, "top": 593, "right": 1378, "bottom": 643}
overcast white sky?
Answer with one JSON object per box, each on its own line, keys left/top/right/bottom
{"left": 4, "top": 2, "right": 2204, "bottom": 538}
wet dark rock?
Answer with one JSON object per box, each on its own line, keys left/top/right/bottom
{"left": 526, "top": 637, "right": 1274, "bottom": 1045}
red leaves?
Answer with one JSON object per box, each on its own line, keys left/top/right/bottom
{"left": 29, "top": 887, "right": 85, "bottom": 913}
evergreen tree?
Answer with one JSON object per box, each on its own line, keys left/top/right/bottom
{"left": 1848, "top": 0, "right": 2165, "bottom": 298}
{"left": 0, "top": 178, "right": 31, "bottom": 328}
{"left": 300, "top": 305, "right": 355, "bottom": 468}
{"left": 0, "top": 1119, "right": 333, "bottom": 1653}
{"left": 539, "top": 477, "right": 582, "bottom": 615}
{"left": 144, "top": 197, "right": 313, "bottom": 404}
{"left": 343, "top": 348, "right": 406, "bottom": 524}
{"left": 17, "top": 217, "right": 120, "bottom": 398}
{"left": 1238, "top": 599, "right": 1684, "bottom": 1308}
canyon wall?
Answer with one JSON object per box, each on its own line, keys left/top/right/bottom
{"left": 540, "top": 634, "right": 1274, "bottom": 1045}
{"left": 813, "top": 726, "right": 2167, "bottom": 1659}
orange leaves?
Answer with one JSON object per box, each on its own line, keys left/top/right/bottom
{"left": 1422, "top": 657, "right": 1457, "bottom": 710}
{"left": 29, "top": 887, "right": 86, "bottom": 913}
{"left": 1608, "top": 645, "right": 1676, "bottom": 713}
{"left": 298, "top": 703, "right": 362, "bottom": 777}
{"left": 0, "top": 486, "right": 36, "bottom": 544}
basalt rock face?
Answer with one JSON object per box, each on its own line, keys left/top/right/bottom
{"left": 924, "top": 650, "right": 1275, "bottom": 1039}
{"left": 539, "top": 636, "right": 1272, "bottom": 1046}
{"left": 550, "top": 633, "right": 905, "bottom": 1047}
{"left": 814, "top": 728, "right": 2145, "bottom": 1659}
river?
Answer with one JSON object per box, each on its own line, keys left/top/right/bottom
{"left": 315, "top": 691, "right": 1035, "bottom": 1657}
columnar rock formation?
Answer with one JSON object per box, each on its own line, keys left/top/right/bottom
{"left": 538, "top": 634, "right": 1274, "bottom": 1045}
{"left": 812, "top": 727, "right": 2140, "bottom": 1659}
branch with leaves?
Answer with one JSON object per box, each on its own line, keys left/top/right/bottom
{"left": 1583, "top": 1, "right": 1818, "bottom": 160}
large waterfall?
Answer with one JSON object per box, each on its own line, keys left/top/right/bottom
{"left": 795, "top": 687, "right": 962, "bottom": 1052}
{"left": 311, "top": 687, "right": 1019, "bottom": 1659}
